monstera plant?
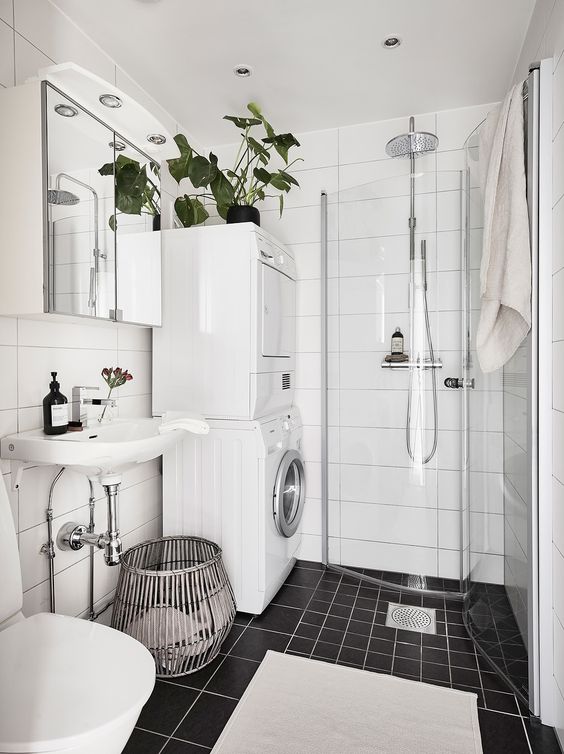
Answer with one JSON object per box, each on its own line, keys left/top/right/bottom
{"left": 98, "top": 155, "right": 160, "bottom": 231}
{"left": 166, "top": 102, "right": 302, "bottom": 227}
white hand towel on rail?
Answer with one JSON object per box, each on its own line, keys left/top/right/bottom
{"left": 476, "top": 82, "right": 531, "bottom": 373}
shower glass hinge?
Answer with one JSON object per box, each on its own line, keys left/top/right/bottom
{"left": 444, "top": 377, "right": 475, "bottom": 389}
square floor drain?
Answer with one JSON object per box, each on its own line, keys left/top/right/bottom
{"left": 385, "top": 603, "right": 437, "bottom": 634}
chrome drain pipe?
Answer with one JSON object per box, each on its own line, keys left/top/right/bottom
{"left": 40, "top": 467, "right": 66, "bottom": 614}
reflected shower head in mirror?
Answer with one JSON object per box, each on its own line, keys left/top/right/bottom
{"left": 385, "top": 116, "right": 439, "bottom": 159}
{"left": 47, "top": 189, "right": 80, "bottom": 206}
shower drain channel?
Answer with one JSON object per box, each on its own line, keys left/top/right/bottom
{"left": 385, "top": 603, "right": 437, "bottom": 634}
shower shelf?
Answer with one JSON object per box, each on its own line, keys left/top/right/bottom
{"left": 381, "top": 359, "right": 443, "bottom": 370}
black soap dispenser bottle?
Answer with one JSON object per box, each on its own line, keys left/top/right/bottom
{"left": 43, "top": 372, "right": 69, "bottom": 435}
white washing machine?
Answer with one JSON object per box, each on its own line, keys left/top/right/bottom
{"left": 162, "top": 407, "right": 305, "bottom": 615}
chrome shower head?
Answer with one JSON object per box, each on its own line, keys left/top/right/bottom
{"left": 47, "top": 189, "right": 80, "bottom": 206}
{"left": 385, "top": 117, "right": 439, "bottom": 159}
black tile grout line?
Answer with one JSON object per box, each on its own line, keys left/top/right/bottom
{"left": 308, "top": 572, "right": 347, "bottom": 660}
{"left": 279, "top": 571, "right": 327, "bottom": 655}
{"left": 362, "top": 582, "right": 382, "bottom": 670}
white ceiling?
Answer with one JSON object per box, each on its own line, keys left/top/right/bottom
{"left": 52, "top": 0, "right": 535, "bottom": 145}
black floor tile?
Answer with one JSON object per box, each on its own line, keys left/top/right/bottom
{"left": 484, "top": 690, "right": 520, "bottom": 715}
{"left": 137, "top": 681, "right": 199, "bottom": 735}
{"left": 422, "top": 646, "right": 449, "bottom": 665}
{"left": 324, "top": 615, "right": 349, "bottom": 632}
{"left": 295, "top": 559, "right": 324, "bottom": 570}
{"left": 219, "top": 623, "right": 246, "bottom": 653}
{"left": 287, "top": 635, "right": 316, "bottom": 654}
{"left": 422, "top": 661, "right": 450, "bottom": 683}
{"left": 312, "top": 641, "right": 340, "bottom": 660}
{"left": 250, "top": 604, "right": 302, "bottom": 634}
{"left": 123, "top": 728, "right": 166, "bottom": 753}
{"left": 284, "top": 567, "right": 322, "bottom": 588}
{"left": 204, "top": 655, "right": 259, "bottom": 699}
{"left": 302, "top": 609, "right": 326, "bottom": 627}
{"left": 319, "top": 626, "right": 345, "bottom": 645}
{"left": 525, "top": 717, "right": 562, "bottom": 754}
{"left": 229, "top": 627, "right": 291, "bottom": 661}
{"left": 450, "top": 649, "right": 478, "bottom": 669}
{"left": 422, "top": 632, "right": 448, "bottom": 650}
{"left": 272, "top": 583, "right": 315, "bottom": 609}
{"left": 451, "top": 666, "right": 481, "bottom": 688}
{"left": 365, "top": 651, "right": 393, "bottom": 672}
{"left": 295, "top": 621, "right": 321, "bottom": 640}
{"left": 348, "top": 619, "right": 372, "bottom": 636}
{"left": 168, "top": 655, "right": 224, "bottom": 690}
{"left": 395, "top": 642, "right": 421, "bottom": 660}
{"left": 338, "top": 646, "right": 366, "bottom": 666}
{"left": 174, "top": 692, "right": 238, "bottom": 748}
{"left": 163, "top": 740, "right": 211, "bottom": 753}
{"left": 392, "top": 656, "right": 420, "bottom": 677}
{"left": 233, "top": 612, "right": 253, "bottom": 626}
{"left": 369, "top": 636, "right": 395, "bottom": 655}
{"left": 478, "top": 709, "right": 530, "bottom": 753}
{"left": 343, "top": 631, "right": 370, "bottom": 651}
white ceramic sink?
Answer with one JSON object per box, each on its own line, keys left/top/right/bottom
{"left": 1, "top": 417, "right": 202, "bottom": 482}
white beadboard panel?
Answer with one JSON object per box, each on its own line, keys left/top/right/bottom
{"left": 341, "top": 501, "right": 437, "bottom": 548}
{"left": 470, "top": 552, "right": 504, "bottom": 585}
{"left": 556, "top": 411, "right": 564, "bottom": 485}
{"left": 14, "top": 30, "right": 54, "bottom": 84}
{"left": 338, "top": 112, "right": 436, "bottom": 166}
{"left": 435, "top": 103, "right": 495, "bottom": 152}
{"left": 340, "top": 463, "right": 438, "bottom": 509}
{"left": 556, "top": 343, "right": 564, "bottom": 414}
{"left": 555, "top": 546, "right": 564, "bottom": 628}
{"left": 0, "top": 19, "right": 14, "bottom": 87}
{"left": 14, "top": 0, "right": 115, "bottom": 82}
{"left": 339, "top": 537, "right": 438, "bottom": 576}
{"left": 554, "top": 615, "right": 564, "bottom": 725}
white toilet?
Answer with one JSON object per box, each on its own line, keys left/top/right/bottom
{"left": 0, "top": 477, "right": 156, "bottom": 754}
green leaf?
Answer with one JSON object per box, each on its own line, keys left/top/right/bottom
{"left": 279, "top": 194, "right": 284, "bottom": 218}
{"left": 216, "top": 203, "right": 229, "bottom": 220}
{"left": 98, "top": 162, "right": 114, "bottom": 176}
{"left": 116, "top": 163, "right": 145, "bottom": 197}
{"left": 247, "top": 136, "right": 269, "bottom": 159}
{"left": 269, "top": 172, "right": 291, "bottom": 191}
{"left": 109, "top": 214, "right": 117, "bottom": 231}
{"left": 247, "top": 102, "right": 262, "bottom": 118}
{"left": 188, "top": 155, "right": 217, "bottom": 188}
{"left": 262, "top": 132, "right": 300, "bottom": 163}
{"left": 166, "top": 134, "right": 193, "bottom": 184}
{"left": 223, "top": 115, "right": 262, "bottom": 129}
{"left": 279, "top": 170, "right": 299, "bottom": 187}
{"left": 174, "top": 195, "right": 209, "bottom": 227}
{"left": 210, "top": 170, "right": 235, "bottom": 209}
{"left": 253, "top": 167, "right": 271, "bottom": 184}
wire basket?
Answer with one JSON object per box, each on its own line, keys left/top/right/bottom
{"left": 111, "top": 536, "right": 236, "bottom": 677}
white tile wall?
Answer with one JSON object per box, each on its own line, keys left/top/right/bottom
{"left": 0, "top": 0, "right": 175, "bottom": 621}
{"left": 211, "top": 100, "right": 494, "bottom": 574}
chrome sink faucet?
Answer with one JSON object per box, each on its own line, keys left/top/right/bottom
{"left": 72, "top": 385, "right": 116, "bottom": 426}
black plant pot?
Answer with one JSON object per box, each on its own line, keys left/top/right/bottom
{"left": 226, "top": 205, "right": 260, "bottom": 226}
{"left": 152, "top": 213, "right": 161, "bottom": 231}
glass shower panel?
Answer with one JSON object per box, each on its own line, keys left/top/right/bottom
{"left": 326, "top": 169, "right": 466, "bottom": 591}
{"left": 463, "top": 130, "right": 530, "bottom": 704}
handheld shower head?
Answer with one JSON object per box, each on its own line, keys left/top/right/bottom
{"left": 47, "top": 189, "right": 80, "bottom": 206}
{"left": 385, "top": 116, "right": 439, "bottom": 159}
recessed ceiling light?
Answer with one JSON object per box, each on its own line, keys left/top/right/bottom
{"left": 382, "top": 36, "right": 402, "bottom": 49}
{"left": 233, "top": 64, "right": 253, "bottom": 78}
{"left": 54, "top": 104, "right": 78, "bottom": 117}
{"left": 109, "top": 140, "right": 126, "bottom": 151}
{"left": 147, "top": 133, "right": 166, "bottom": 145}
{"left": 99, "top": 93, "right": 122, "bottom": 108}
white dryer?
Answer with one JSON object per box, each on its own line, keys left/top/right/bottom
{"left": 162, "top": 407, "right": 305, "bottom": 615}
{"left": 153, "top": 223, "right": 296, "bottom": 420}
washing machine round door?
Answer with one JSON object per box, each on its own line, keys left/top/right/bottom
{"left": 273, "top": 449, "right": 306, "bottom": 538}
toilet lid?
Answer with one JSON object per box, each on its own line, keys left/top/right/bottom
{"left": 0, "top": 612, "right": 155, "bottom": 753}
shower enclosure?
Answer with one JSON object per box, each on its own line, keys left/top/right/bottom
{"left": 319, "top": 63, "right": 547, "bottom": 715}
